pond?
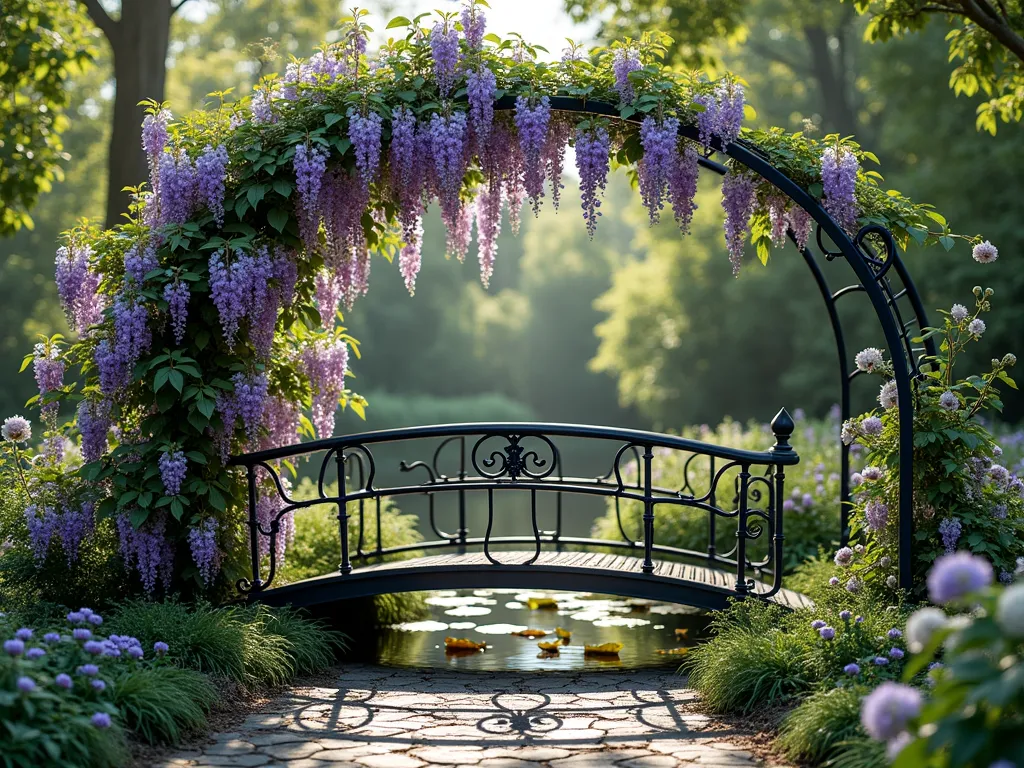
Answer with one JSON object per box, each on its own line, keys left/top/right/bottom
{"left": 374, "top": 589, "right": 710, "bottom": 672}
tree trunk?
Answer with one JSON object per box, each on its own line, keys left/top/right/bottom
{"left": 103, "top": 0, "right": 173, "bottom": 228}
{"left": 803, "top": 24, "right": 859, "bottom": 137}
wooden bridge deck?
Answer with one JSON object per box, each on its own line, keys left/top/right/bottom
{"left": 254, "top": 550, "right": 813, "bottom": 612}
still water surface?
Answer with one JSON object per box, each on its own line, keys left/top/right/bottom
{"left": 375, "top": 589, "right": 709, "bottom": 672}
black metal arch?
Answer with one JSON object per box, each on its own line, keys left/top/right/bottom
{"left": 491, "top": 96, "right": 935, "bottom": 588}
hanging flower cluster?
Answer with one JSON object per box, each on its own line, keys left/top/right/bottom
{"left": 33, "top": 1, "right": 977, "bottom": 595}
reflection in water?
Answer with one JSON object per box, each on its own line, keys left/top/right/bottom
{"left": 377, "top": 589, "right": 709, "bottom": 671}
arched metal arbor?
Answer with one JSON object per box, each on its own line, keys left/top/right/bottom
{"left": 233, "top": 97, "right": 936, "bottom": 599}
{"left": 510, "top": 96, "right": 936, "bottom": 589}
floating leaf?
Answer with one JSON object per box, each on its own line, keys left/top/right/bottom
{"left": 444, "top": 637, "right": 486, "bottom": 651}
{"left": 537, "top": 641, "right": 561, "bottom": 652}
{"left": 527, "top": 598, "right": 558, "bottom": 610}
{"left": 674, "top": 628, "right": 689, "bottom": 639}
{"left": 584, "top": 642, "right": 622, "bottom": 656}
{"left": 512, "top": 628, "right": 548, "bottom": 638}
{"left": 656, "top": 647, "right": 690, "bottom": 656}
{"left": 555, "top": 627, "right": 572, "bottom": 640}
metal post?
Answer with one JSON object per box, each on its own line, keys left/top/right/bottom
{"left": 457, "top": 436, "right": 467, "bottom": 554}
{"left": 336, "top": 451, "right": 351, "bottom": 575}
{"left": 246, "top": 465, "right": 262, "bottom": 590}
{"left": 642, "top": 445, "right": 655, "bottom": 574}
{"left": 707, "top": 455, "right": 716, "bottom": 563}
{"left": 735, "top": 466, "right": 750, "bottom": 594}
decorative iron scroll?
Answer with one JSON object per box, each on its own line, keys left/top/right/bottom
{"left": 231, "top": 415, "right": 798, "bottom": 599}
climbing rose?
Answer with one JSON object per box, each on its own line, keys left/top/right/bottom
{"left": 575, "top": 125, "right": 611, "bottom": 238}
{"left": 721, "top": 171, "right": 755, "bottom": 277}
{"left": 612, "top": 47, "right": 641, "bottom": 105}
{"left": 972, "top": 240, "right": 998, "bottom": 263}
{"left": 855, "top": 347, "right": 884, "bottom": 372}
{"left": 927, "top": 551, "right": 993, "bottom": 604}
{"left": 2, "top": 415, "right": 31, "bottom": 443}
{"left": 860, "top": 682, "right": 921, "bottom": 742}
{"left": 821, "top": 146, "right": 859, "bottom": 233}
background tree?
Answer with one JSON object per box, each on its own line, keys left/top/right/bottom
{"left": 0, "top": 0, "right": 96, "bottom": 236}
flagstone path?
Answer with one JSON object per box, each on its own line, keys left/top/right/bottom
{"left": 157, "top": 664, "right": 784, "bottom": 768}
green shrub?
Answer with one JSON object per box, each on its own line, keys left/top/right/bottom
{"left": 685, "top": 600, "right": 813, "bottom": 713}
{"left": 252, "top": 606, "right": 346, "bottom": 675}
{"left": 777, "top": 687, "right": 864, "bottom": 763}
{"left": 830, "top": 737, "right": 887, "bottom": 768}
{"left": 111, "top": 666, "right": 217, "bottom": 745}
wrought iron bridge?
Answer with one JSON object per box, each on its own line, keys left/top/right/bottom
{"left": 230, "top": 408, "right": 811, "bottom": 611}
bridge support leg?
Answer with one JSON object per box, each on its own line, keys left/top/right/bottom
{"left": 642, "top": 446, "right": 654, "bottom": 574}
{"left": 734, "top": 467, "right": 751, "bottom": 595}
{"left": 336, "top": 451, "right": 352, "bottom": 575}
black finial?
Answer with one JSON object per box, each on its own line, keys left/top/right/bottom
{"left": 771, "top": 408, "right": 795, "bottom": 453}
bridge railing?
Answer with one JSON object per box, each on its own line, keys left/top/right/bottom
{"left": 230, "top": 409, "right": 799, "bottom": 600}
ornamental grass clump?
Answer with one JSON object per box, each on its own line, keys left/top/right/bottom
{"left": 777, "top": 686, "right": 864, "bottom": 764}
{"left": 829, "top": 287, "right": 1024, "bottom": 595}
{"left": 14, "top": 0, "right": 979, "bottom": 596}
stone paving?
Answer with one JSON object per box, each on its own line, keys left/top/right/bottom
{"left": 158, "top": 664, "right": 783, "bottom": 768}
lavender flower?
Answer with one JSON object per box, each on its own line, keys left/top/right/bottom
{"left": 612, "top": 47, "right": 641, "bottom": 105}
{"left": 721, "top": 171, "right": 755, "bottom": 277}
{"left": 860, "top": 683, "right": 921, "bottom": 741}
{"left": 430, "top": 21, "right": 460, "bottom": 98}
{"left": 821, "top": 146, "right": 859, "bottom": 233}
{"left": 927, "top": 551, "right": 993, "bottom": 603}
{"left": 158, "top": 450, "right": 187, "bottom": 496}
{"left": 196, "top": 144, "right": 229, "bottom": 227}
{"left": 972, "top": 240, "right": 998, "bottom": 264}
{"left": 938, "top": 517, "right": 962, "bottom": 553}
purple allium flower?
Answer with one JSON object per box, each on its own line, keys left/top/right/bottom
{"left": 67, "top": 611, "right": 84, "bottom": 624}
{"left": 855, "top": 347, "right": 884, "bottom": 373}
{"left": 612, "top": 47, "right": 641, "bottom": 105}
{"left": 88, "top": 614, "right": 103, "bottom": 626}
{"left": 158, "top": 450, "right": 187, "bottom": 496}
{"left": 938, "top": 517, "right": 962, "bottom": 554}
{"left": 25, "top": 647, "right": 45, "bottom": 660}
{"left": 514, "top": 95, "right": 552, "bottom": 212}
{"left": 128, "top": 646, "right": 144, "bottom": 660}
{"left": 861, "top": 416, "right": 883, "bottom": 436}
{"left": 575, "top": 125, "right": 611, "bottom": 239}
{"left": 783, "top": 499, "right": 795, "bottom": 512}
{"left": 873, "top": 656, "right": 889, "bottom": 666}
{"left": 293, "top": 144, "right": 328, "bottom": 252}
{"left": 461, "top": 2, "right": 486, "bottom": 50}
{"left": 196, "top": 144, "right": 229, "bottom": 228}
{"left": 55, "top": 673, "right": 73, "bottom": 689}
{"left": 15, "top": 628, "right": 32, "bottom": 641}
{"left": 860, "top": 682, "right": 921, "bottom": 741}
{"left": 16, "top": 676, "right": 36, "bottom": 693}
{"left": 950, "top": 303, "right": 969, "bottom": 323}
{"left": 846, "top": 578, "right": 863, "bottom": 594}
{"left": 862, "top": 466, "right": 883, "bottom": 481}
{"left": 938, "top": 390, "right": 960, "bottom": 412}
{"left": 84, "top": 641, "right": 104, "bottom": 655}
{"left": 466, "top": 66, "right": 496, "bottom": 149}
{"left": 430, "top": 20, "right": 460, "bottom": 98}
{"left": 2, "top": 415, "right": 31, "bottom": 443}
{"left": 829, "top": 577, "right": 840, "bottom": 586}
{"left": 188, "top": 518, "right": 221, "bottom": 586}
{"left": 91, "top": 679, "right": 107, "bottom": 692}
{"left": 43, "top": 633, "right": 61, "bottom": 643}
{"left": 4, "top": 639, "right": 25, "bottom": 656}
{"left": 811, "top": 619, "right": 827, "bottom": 629}
{"left": 850, "top": 472, "right": 864, "bottom": 487}
{"left": 839, "top": 610, "right": 852, "bottom": 621}
{"left": 91, "top": 712, "right": 112, "bottom": 729}
{"left": 819, "top": 626, "right": 836, "bottom": 640}
{"left": 972, "top": 240, "right": 998, "bottom": 264}
{"left": 721, "top": 171, "right": 755, "bottom": 277}
{"left": 73, "top": 628, "right": 92, "bottom": 641}
{"left": 843, "top": 663, "right": 860, "bottom": 676}
{"left": 78, "top": 664, "right": 99, "bottom": 676}
{"left": 888, "top": 628, "right": 903, "bottom": 639}
{"left": 969, "top": 318, "right": 986, "bottom": 337}
{"left": 865, "top": 500, "right": 889, "bottom": 531}
{"left": 154, "top": 641, "right": 169, "bottom": 656}
{"left": 927, "top": 551, "right": 993, "bottom": 604}
{"left": 888, "top": 647, "right": 904, "bottom": 660}
{"left": 834, "top": 547, "right": 855, "bottom": 567}
{"left": 821, "top": 146, "right": 859, "bottom": 233}
{"left": 879, "top": 380, "right": 898, "bottom": 410}
{"left": 856, "top": 616, "right": 865, "bottom": 623}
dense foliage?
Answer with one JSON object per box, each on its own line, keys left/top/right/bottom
{"left": 18, "top": 1, "right": 977, "bottom": 598}
{"left": 0, "top": 0, "right": 97, "bottom": 236}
